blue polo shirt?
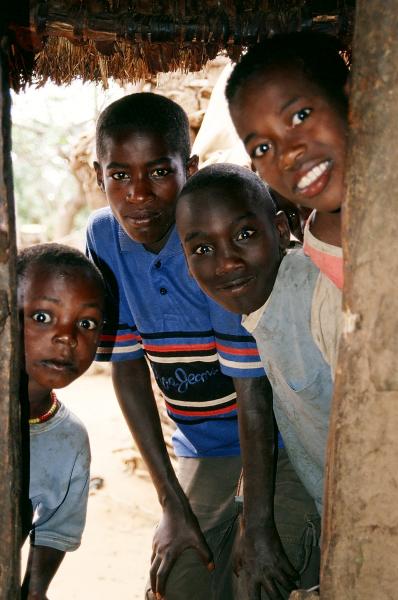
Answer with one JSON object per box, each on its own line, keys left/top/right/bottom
{"left": 86, "top": 207, "right": 264, "bottom": 458}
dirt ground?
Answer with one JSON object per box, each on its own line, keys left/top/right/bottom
{"left": 22, "top": 368, "right": 161, "bottom": 599}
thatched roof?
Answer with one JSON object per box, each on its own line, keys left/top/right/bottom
{"left": 5, "top": 0, "right": 355, "bottom": 91}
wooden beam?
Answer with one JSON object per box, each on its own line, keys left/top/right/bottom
{"left": 24, "top": 0, "right": 344, "bottom": 45}
{"left": 6, "top": 1, "right": 354, "bottom": 90}
{"left": 0, "top": 38, "right": 21, "bottom": 598}
{"left": 321, "top": 0, "right": 398, "bottom": 597}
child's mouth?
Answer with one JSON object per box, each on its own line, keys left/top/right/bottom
{"left": 41, "top": 359, "right": 76, "bottom": 372}
{"left": 219, "top": 276, "right": 255, "bottom": 295}
{"left": 295, "top": 160, "right": 331, "bottom": 197}
{"left": 127, "top": 211, "right": 161, "bottom": 226}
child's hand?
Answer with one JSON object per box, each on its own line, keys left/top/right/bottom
{"left": 150, "top": 505, "right": 214, "bottom": 598}
{"left": 234, "top": 520, "right": 298, "bottom": 599}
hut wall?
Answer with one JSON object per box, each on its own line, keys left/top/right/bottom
{"left": 0, "top": 40, "right": 21, "bottom": 599}
{"left": 321, "top": 0, "right": 398, "bottom": 597}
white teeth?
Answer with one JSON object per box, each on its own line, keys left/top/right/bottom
{"left": 297, "top": 161, "right": 330, "bottom": 190}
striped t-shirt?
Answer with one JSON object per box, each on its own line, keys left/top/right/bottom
{"left": 86, "top": 207, "right": 264, "bottom": 458}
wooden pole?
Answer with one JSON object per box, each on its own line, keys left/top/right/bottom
{"left": 0, "top": 38, "right": 21, "bottom": 598}
{"left": 321, "top": 1, "right": 398, "bottom": 598}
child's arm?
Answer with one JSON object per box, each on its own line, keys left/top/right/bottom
{"left": 21, "top": 545, "right": 65, "bottom": 599}
{"left": 112, "top": 357, "right": 214, "bottom": 598}
{"left": 233, "top": 376, "right": 298, "bottom": 599}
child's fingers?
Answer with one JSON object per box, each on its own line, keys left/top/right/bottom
{"left": 272, "top": 568, "right": 297, "bottom": 594}
{"left": 257, "top": 578, "right": 285, "bottom": 600}
{"left": 149, "top": 554, "right": 162, "bottom": 595}
{"left": 154, "top": 553, "right": 176, "bottom": 599}
{"left": 193, "top": 538, "right": 214, "bottom": 570}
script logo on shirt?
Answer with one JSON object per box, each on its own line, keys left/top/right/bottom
{"left": 155, "top": 366, "right": 220, "bottom": 395}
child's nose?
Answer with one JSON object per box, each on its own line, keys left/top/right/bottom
{"left": 126, "top": 176, "right": 152, "bottom": 203}
{"left": 54, "top": 331, "right": 78, "bottom": 348}
{"left": 279, "top": 142, "right": 306, "bottom": 171}
{"left": 215, "top": 250, "right": 244, "bottom": 276}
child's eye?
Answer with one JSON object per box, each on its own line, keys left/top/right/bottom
{"left": 32, "top": 311, "right": 51, "bottom": 324}
{"left": 251, "top": 143, "right": 270, "bottom": 159}
{"left": 193, "top": 245, "right": 213, "bottom": 256}
{"left": 78, "top": 318, "right": 98, "bottom": 331}
{"left": 292, "top": 108, "right": 312, "bottom": 126}
{"left": 111, "top": 172, "right": 129, "bottom": 181}
{"left": 237, "top": 229, "right": 255, "bottom": 241}
{"left": 151, "top": 168, "right": 171, "bottom": 178}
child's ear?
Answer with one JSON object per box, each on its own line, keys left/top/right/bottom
{"left": 94, "top": 161, "right": 105, "bottom": 192}
{"left": 186, "top": 155, "right": 199, "bottom": 178}
{"left": 274, "top": 211, "right": 291, "bottom": 251}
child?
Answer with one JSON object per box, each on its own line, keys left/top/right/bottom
{"left": 176, "top": 162, "right": 341, "bottom": 540}
{"left": 225, "top": 32, "right": 349, "bottom": 289}
{"left": 18, "top": 243, "right": 105, "bottom": 599}
{"left": 86, "top": 92, "right": 315, "bottom": 599}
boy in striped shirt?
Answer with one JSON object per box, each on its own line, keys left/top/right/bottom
{"left": 87, "top": 93, "right": 315, "bottom": 599}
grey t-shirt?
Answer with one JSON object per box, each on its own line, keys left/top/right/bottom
{"left": 243, "top": 250, "right": 334, "bottom": 514}
{"left": 29, "top": 402, "right": 91, "bottom": 551}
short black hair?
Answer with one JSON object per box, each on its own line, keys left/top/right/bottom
{"left": 178, "top": 163, "right": 277, "bottom": 216}
{"left": 226, "top": 32, "right": 349, "bottom": 112}
{"left": 17, "top": 243, "right": 105, "bottom": 301}
{"left": 96, "top": 92, "right": 191, "bottom": 163}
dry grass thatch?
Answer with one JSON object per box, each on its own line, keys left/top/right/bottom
{"left": 6, "top": 0, "right": 355, "bottom": 91}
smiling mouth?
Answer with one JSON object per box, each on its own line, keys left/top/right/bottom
{"left": 219, "top": 276, "right": 255, "bottom": 295}
{"left": 126, "top": 212, "right": 161, "bottom": 225}
{"left": 296, "top": 160, "right": 331, "bottom": 193}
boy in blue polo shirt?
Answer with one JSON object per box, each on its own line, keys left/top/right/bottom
{"left": 87, "top": 93, "right": 315, "bottom": 600}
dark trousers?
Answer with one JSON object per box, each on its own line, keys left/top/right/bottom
{"left": 146, "top": 450, "right": 320, "bottom": 599}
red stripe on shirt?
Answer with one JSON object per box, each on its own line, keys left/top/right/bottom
{"left": 144, "top": 341, "right": 216, "bottom": 353}
{"left": 100, "top": 333, "right": 141, "bottom": 342}
{"left": 216, "top": 343, "right": 259, "bottom": 356}
{"left": 165, "top": 401, "right": 237, "bottom": 417}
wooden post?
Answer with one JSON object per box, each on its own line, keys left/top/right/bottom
{"left": 0, "top": 39, "right": 21, "bottom": 597}
{"left": 321, "top": 1, "right": 398, "bottom": 598}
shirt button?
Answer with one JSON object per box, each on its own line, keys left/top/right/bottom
{"left": 160, "top": 287, "right": 168, "bottom": 295}
{"left": 155, "top": 260, "right": 161, "bottom": 269}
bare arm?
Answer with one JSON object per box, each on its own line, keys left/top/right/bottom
{"left": 21, "top": 545, "right": 65, "bottom": 600}
{"left": 112, "top": 358, "right": 213, "bottom": 597}
{"left": 233, "top": 375, "right": 298, "bottom": 600}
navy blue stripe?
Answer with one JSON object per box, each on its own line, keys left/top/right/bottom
{"left": 170, "top": 414, "right": 238, "bottom": 425}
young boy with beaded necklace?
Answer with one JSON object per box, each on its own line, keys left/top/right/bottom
{"left": 18, "top": 243, "right": 105, "bottom": 599}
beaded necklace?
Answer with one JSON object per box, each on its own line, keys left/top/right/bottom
{"left": 29, "top": 391, "right": 59, "bottom": 425}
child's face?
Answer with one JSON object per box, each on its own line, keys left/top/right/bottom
{"left": 230, "top": 67, "right": 348, "bottom": 213}
{"left": 95, "top": 130, "right": 197, "bottom": 253}
{"left": 21, "top": 265, "right": 104, "bottom": 396}
{"left": 176, "top": 187, "right": 290, "bottom": 314}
